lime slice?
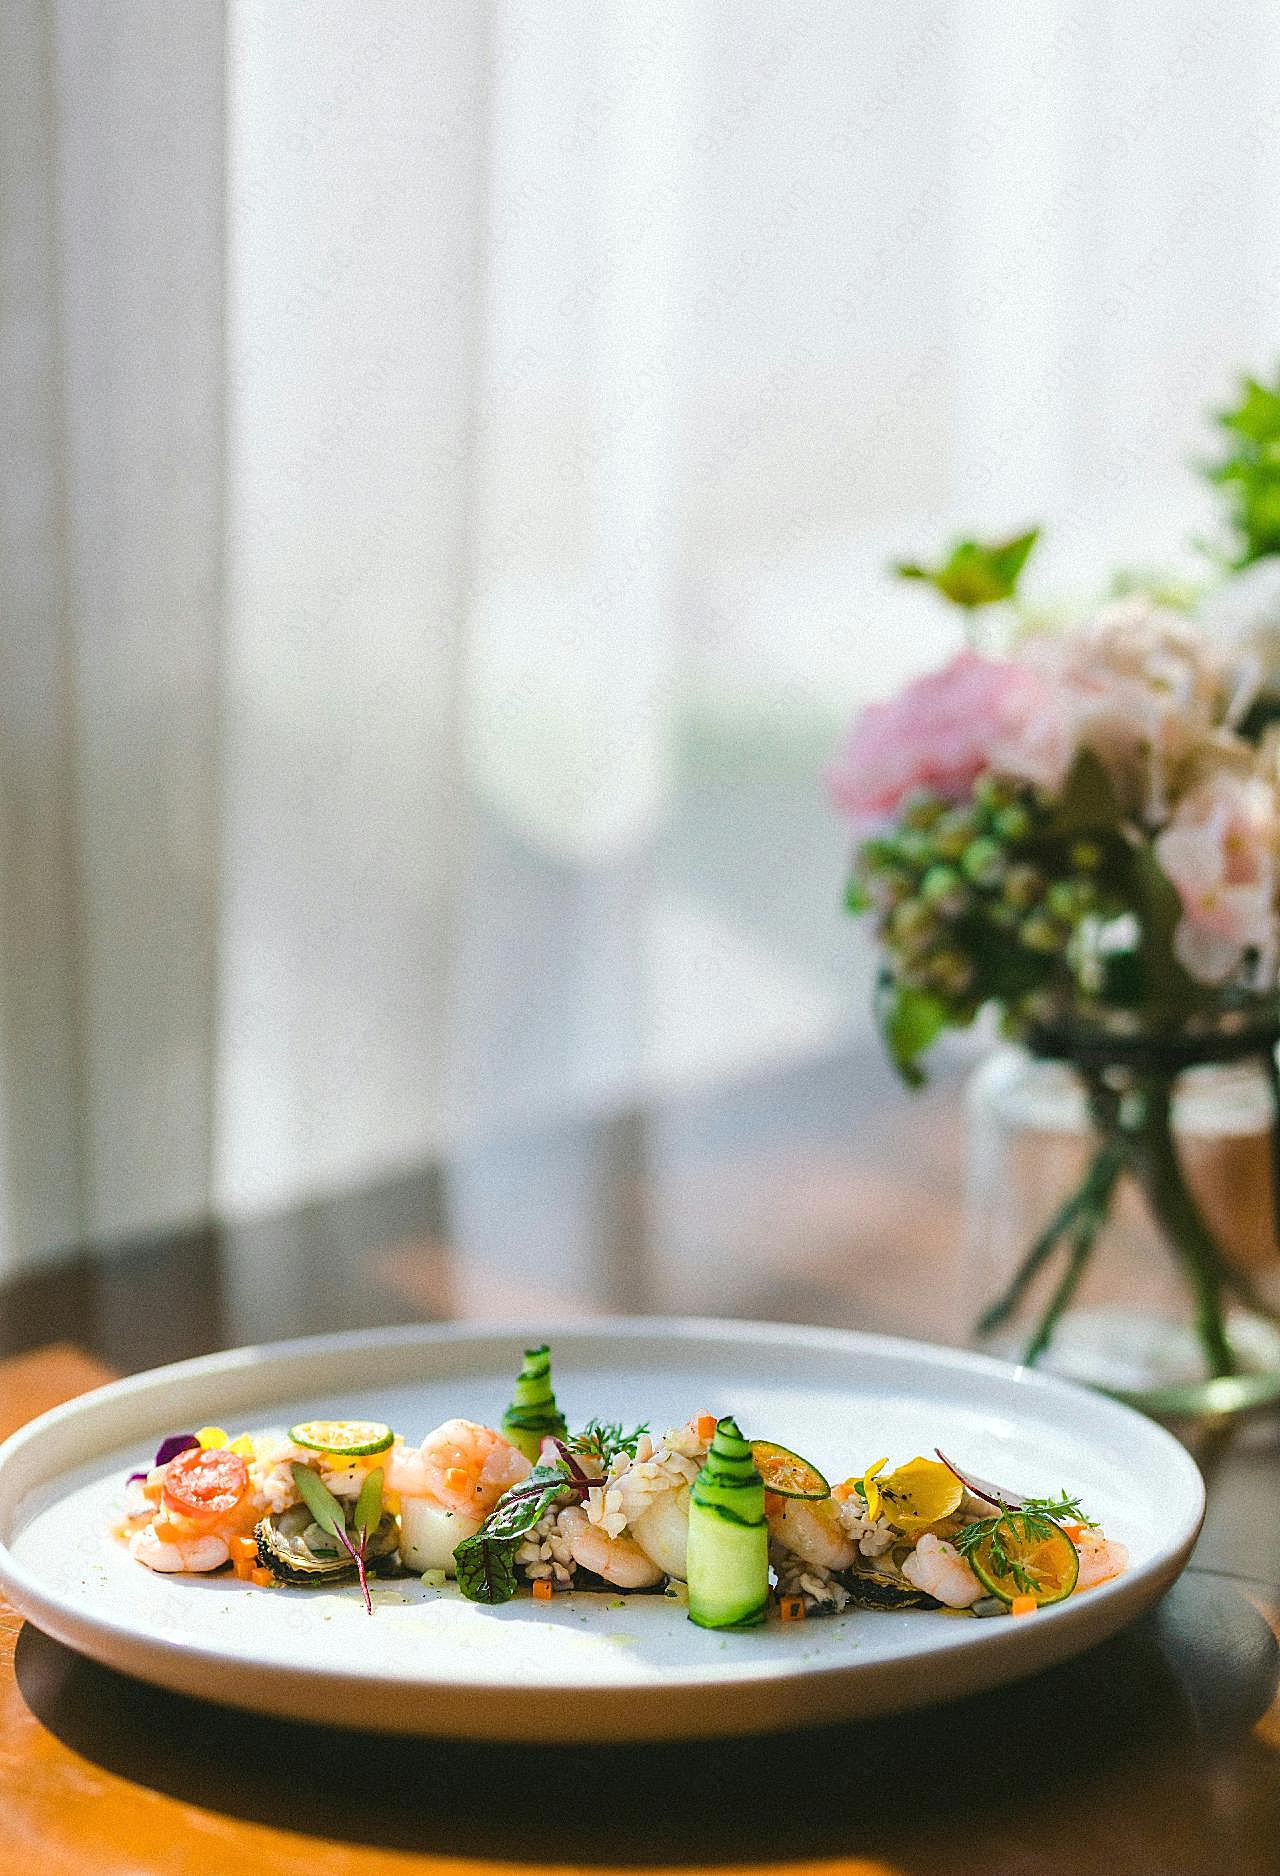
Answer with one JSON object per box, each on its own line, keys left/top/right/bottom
{"left": 751, "top": 1441, "right": 829, "bottom": 1499}
{"left": 968, "top": 1515, "right": 1079, "bottom": 1607}
{"left": 288, "top": 1419, "right": 394, "bottom": 1458}
{"left": 875, "top": 1457, "right": 965, "bottom": 1535}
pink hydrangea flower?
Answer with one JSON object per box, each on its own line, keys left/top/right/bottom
{"left": 991, "top": 600, "right": 1225, "bottom": 819}
{"left": 1154, "top": 774, "right": 1277, "bottom": 984}
{"left": 826, "top": 648, "right": 1046, "bottom": 826}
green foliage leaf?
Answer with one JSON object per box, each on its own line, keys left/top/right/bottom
{"left": 1205, "top": 369, "right": 1280, "bottom": 565}
{"left": 876, "top": 977, "right": 950, "bottom": 1087}
{"left": 1045, "top": 748, "right": 1124, "bottom": 839}
{"left": 1221, "top": 374, "right": 1280, "bottom": 443}
{"left": 290, "top": 1462, "right": 346, "bottom": 1541}
{"left": 1125, "top": 843, "right": 1202, "bottom": 1014}
{"left": 452, "top": 1461, "right": 574, "bottom": 1605}
{"left": 894, "top": 528, "right": 1040, "bottom": 609}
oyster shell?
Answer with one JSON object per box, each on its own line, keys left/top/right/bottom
{"left": 255, "top": 1503, "right": 399, "bottom": 1585}
{"left": 840, "top": 1564, "right": 939, "bottom": 1611}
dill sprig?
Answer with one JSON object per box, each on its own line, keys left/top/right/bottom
{"left": 1023, "top": 1491, "right": 1095, "bottom": 1526}
{"left": 569, "top": 1418, "right": 649, "bottom": 1468}
{"left": 953, "top": 1492, "right": 1096, "bottom": 1599}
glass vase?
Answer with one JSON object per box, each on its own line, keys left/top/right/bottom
{"left": 967, "top": 1027, "right": 1280, "bottom": 1419}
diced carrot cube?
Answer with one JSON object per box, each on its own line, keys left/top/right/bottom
{"left": 250, "top": 1567, "right": 274, "bottom": 1588}
{"left": 1011, "top": 1594, "right": 1038, "bottom": 1617}
{"left": 531, "top": 1577, "right": 554, "bottom": 1602}
{"left": 779, "top": 1596, "right": 805, "bottom": 1622}
{"left": 696, "top": 1414, "right": 717, "bottom": 1443}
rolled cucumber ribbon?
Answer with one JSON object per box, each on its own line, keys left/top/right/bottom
{"left": 686, "top": 1415, "right": 769, "bottom": 1629}
{"left": 500, "top": 1344, "right": 568, "bottom": 1461}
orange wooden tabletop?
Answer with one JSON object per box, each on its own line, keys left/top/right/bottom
{"left": 2, "top": 1341, "right": 1279, "bottom": 1876}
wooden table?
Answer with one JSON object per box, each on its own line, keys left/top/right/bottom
{"left": 2, "top": 1340, "right": 1279, "bottom": 1875}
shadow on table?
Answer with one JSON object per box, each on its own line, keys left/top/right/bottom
{"left": 15, "top": 1572, "right": 1279, "bottom": 1868}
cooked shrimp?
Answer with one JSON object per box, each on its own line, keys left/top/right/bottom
{"left": 630, "top": 1484, "right": 691, "bottom": 1579}
{"left": 393, "top": 1418, "right": 531, "bottom": 1515}
{"left": 558, "top": 1505, "right": 664, "bottom": 1588}
{"left": 1074, "top": 1529, "right": 1128, "bottom": 1590}
{"left": 385, "top": 1441, "right": 431, "bottom": 1497}
{"left": 901, "top": 1532, "right": 984, "bottom": 1607}
{"left": 120, "top": 1478, "right": 156, "bottom": 1526}
{"left": 767, "top": 1497, "right": 856, "bottom": 1573}
{"left": 129, "top": 1524, "right": 231, "bottom": 1574}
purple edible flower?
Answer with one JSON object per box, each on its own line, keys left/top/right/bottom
{"left": 154, "top": 1432, "right": 200, "bottom": 1468}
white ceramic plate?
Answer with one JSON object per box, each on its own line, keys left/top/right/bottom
{"left": 0, "top": 1319, "right": 1204, "bottom": 1740}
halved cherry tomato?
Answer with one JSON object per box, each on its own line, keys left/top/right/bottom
{"left": 161, "top": 1446, "right": 249, "bottom": 1526}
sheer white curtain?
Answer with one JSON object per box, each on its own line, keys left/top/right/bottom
{"left": 4, "top": 0, "right": 1280, "bottom": 1272}
{"left": 2, "top": 3, "right": 224, "bottom": 1266}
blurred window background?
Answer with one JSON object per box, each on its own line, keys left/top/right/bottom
{"left": 4, "top": 0, "right": 1279, "bottom": 1349}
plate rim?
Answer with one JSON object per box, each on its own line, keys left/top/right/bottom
{"left": 0, "top": 1316, "right": 1207, "bottom": 1739}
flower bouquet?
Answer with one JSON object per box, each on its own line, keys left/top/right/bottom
{"left": 830, "top": 372, "right": 1280, "bottom": 1410}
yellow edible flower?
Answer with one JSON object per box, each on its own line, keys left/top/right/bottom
{"left": 861, "top": 1457, "right": 888, "bottom": 1522}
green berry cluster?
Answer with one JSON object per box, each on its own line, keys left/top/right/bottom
{"left": 849, "top": 777, "right": 1105, "bottom": 1023}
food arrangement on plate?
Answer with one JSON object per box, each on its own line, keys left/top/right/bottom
{"left": 113, "top": 1342, "right": 1128, "bottom": 1628}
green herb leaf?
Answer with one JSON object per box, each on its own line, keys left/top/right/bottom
{"left": 953, "top": 1494, "right": 1095, "bottom": 1582}
{"left": 290, "top": 1462, "right": 346, "bottom": 1541}
{"left": 454, "top": 1533, "right": 519, "bottom": 1604}
{"left": 354, "top": 1466, "right": 384, "bottom": 1543}
{"left": 894, "top": 528, "right": 1040, "bottom": 609}
{"left": 569, "top": 1419, "right": 649, "bottom": 1468}
{"left": 289, "top": 1459, "right": 383, "bottom": 1617}
{"left": 452, "top": 1461, "right": 576, "bottom": 1605}
{"left": 1022, "top": 1490, "right": 1096, "bottom": 1528}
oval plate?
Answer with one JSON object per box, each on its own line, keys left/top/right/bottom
{"left": 0, "top": 1319, "right": 1204, "bottom": 1740}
